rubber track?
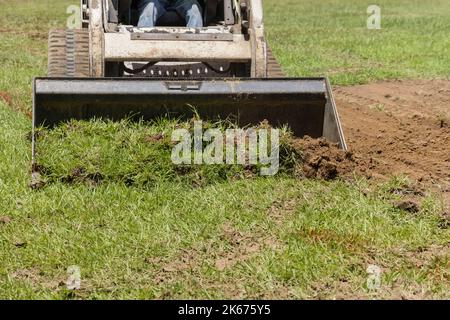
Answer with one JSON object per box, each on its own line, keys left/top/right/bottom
{"left": 266, "top": 45, "right": 285, "bottom": 77}
{"left": 47, "top": 29, "right": 89, "bottom": 77}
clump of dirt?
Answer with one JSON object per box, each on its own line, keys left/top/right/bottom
{"left": 438, "top": 214, "right": 450, "bottom": 229}
{"left": 0, "top": 216, "right": 12, "bottom": 224}
{"left": 0, "top": 91, "right": 13, "bottom": 107}
{"left": 287, "top": 136, "right": 359, "bottom": 180}
{"left": 393, "top": 200, "right": 421, "bottom": 214}
{"left": 144, "top": 133, "right": 164, "bottom": 143}
{"left": 61, "top": 167, "right": 104, "bottom": 185}
{"left": 0, "top": 90, "right": 32, "bottom": 118}
{"left": 388, "top": 185, "right": 425, "bottom": 197}
{"left": 14, "top": 241, "right": 27, "bottom": 248}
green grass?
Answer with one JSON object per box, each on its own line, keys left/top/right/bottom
{"left": 34, "top": 118, "right": 296, "bottom": 187}
{"left": 0, "top": 0, "right": 448, "bottom": 299}
{"left": 265, "top": 0, "right": 450, "bottom": 84}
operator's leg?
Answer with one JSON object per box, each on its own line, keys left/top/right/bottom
{"left": 173, "top": 0, "right": 204, "bottom": 28}
{"left": 137, "top": 0, "right": 168, "bottom": 27}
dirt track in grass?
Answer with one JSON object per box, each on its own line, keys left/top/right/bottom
{"left": 334, "top": 79, "right": 450, "bottom": 204}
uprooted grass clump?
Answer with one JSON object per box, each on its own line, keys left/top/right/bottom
{"left": 34, "top": 118, "right": 283, "bottom": 187}
{"left": 34, "top": 118, "right": 242, "bottom": 188}
{"left": 33, "top": 118, "right": 357, "bottom": 188}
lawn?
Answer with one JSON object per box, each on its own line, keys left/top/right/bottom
{"left": 265, "top": 0, "right": 450, "bottom": 84}
{"left": 0, "top": 0, "right": 448, "bottom": 299}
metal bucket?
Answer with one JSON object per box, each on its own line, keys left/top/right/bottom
{"left": 32, "top": 77, "right": 346, "bottom": 162}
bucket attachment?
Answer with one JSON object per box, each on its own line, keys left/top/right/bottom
{"left": 32, "top": 77, "right": 346, "bottom": 158}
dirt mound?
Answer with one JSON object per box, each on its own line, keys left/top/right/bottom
{"left": 289, "top": 137, "right": 357, "bottom": 180}
{"left": 334, "top": 79, "right": 450, "bottom": 204}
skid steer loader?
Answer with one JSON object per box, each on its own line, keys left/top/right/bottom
{"left": 32, "top": 0, "right": 346, "bottom": 165}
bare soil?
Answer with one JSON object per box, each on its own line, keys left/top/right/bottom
{"left": 289, "top": 136, "right": 356, "bottom": 180}
{"left": 0, "top": 91, "right": 13, "bottom": 107}
{"left": 1, "top": 90, "right": 32, "bottom": 119}
{"left": 334, "top": 79, "right": 450, "bottom": 204}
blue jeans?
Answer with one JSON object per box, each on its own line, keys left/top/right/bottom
{"left": 137, "top": 0, "right": 203, "bottom": 28}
